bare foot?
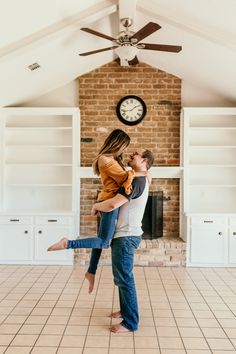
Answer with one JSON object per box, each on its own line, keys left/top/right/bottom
{"left": 85, "top": 272, "right": 95, "bottom": 294}
{"left": 109, "top": 311, "right": 122, "bottom": 318}
{"left": 47, "top": 237, "right": 68, "bottom": 251}
{"left": 110, "top": 323, "right": 131, "bottom": 333}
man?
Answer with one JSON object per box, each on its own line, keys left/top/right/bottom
{"left": 91, "top": 148, "right": 154, "bottom": 333}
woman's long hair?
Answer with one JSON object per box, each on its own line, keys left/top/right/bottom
{"left": 92, "top": 129, "right": 130, "bottom": 175}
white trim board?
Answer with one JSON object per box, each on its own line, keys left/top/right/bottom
{"left": 78, "top": 166, "right": 183, "bottom": 179}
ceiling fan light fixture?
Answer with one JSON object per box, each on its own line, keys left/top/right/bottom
{"left": 115, "top": 45, "right": 138, "bottom": 61}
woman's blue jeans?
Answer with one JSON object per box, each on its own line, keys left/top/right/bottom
{"left": 111, "top": 236, "right": 141, "bottom": 331}
{"left": 67, "top": 208, "right": 119, "bottom": 274}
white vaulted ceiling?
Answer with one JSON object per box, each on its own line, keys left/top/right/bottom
{"left": 0, "top": 0, "right": 236, "bottom": 106}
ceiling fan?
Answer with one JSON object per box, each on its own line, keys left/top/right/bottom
{"left": 79, "top": 17, "right": 182, "bottom": 66}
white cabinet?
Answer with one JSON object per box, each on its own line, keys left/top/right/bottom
{"left": 182, "top": 107, "right": 236, "bottom": 266}
{"left": 190, "top": 216, "right": 227, "bottom": 265}
{"left": 0, "top": 225, "right": 33, "bottom": 262}
{"left": 0, "top": 215, "right": 74, "bottom": 265}
{"left": 34, "top": 216, "right": 73, "bottom": 263}
{"left": 0, "top": 216, "right": 33, "bottom": 262}
{"left": 229, "top": 218, "right": 236, "bottom": 264}
{"left": 0, "top": 108, "right": 79, "bottom": 265}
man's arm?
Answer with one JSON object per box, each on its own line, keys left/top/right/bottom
{"left": 92, "top": 194, "right": 128, "bottom": 214}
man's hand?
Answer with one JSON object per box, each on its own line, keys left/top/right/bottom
{"left": 147, "top": 171, "right": 152, "bottom": 185}
{"left": 134, "top": 171, "right": 147, "bottom": 177}
{"left": 91, "top": 194, "right": 129, "bottom": 213}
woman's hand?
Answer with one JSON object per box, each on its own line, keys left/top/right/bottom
{"left": 91, "top": 204, "right": 100, "bottom": 216}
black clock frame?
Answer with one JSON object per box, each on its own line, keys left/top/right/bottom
{"left": 116, "top": 95, "right": 147, "bottom": 126}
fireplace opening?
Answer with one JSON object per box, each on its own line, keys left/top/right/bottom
{"left": 142, "top": 191, "right": 164, "bottom": 240}
{"left": 96, "top": 190, "right": 164, "bottom": 240}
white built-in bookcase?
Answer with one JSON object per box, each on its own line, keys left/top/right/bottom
{"left": 0, "top": 108, "right": 79, "bottom": 264}
{"left": 3, "top": 106, "right": 236, "bottom": 266}
{"left": 183, "top": 108, "right": 236, "bottom": 214}
{"left": 182, "top": 107, "right": 236, "bottom": 266}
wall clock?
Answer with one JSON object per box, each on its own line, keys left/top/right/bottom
{"left": 116, "top": 95, "right": 147, "bottom": 126}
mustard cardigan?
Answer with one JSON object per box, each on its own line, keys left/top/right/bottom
{"left": 97, "top": 159, "right": 135, "bottom": 202}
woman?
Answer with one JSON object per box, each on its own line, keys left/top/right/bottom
{"left": 48, "top": 129, "right": 147, "bottom": 292}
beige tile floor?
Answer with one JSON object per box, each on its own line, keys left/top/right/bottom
{"left": 1, "top": 265, "right": 236, "bottom": 353}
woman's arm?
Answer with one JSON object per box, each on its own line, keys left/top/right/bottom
{"left": 98, "top": 155, "right": 148, "bottom": 195}
{"left": 98, "top": 155, "right": 128, "bottom": 185}
{"left": 98, "top": 155, "right": 147, "bottom": 178}
{"left": 98, "top": 155, "right": 134, "bottom": 194}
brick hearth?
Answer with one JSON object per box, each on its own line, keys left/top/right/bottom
{"left": 74, "top": 237, "right": 186, "bottom": 267}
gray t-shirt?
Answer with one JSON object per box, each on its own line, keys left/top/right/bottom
{"left": 113, "top": 176, "right": 149, "bottom": 239}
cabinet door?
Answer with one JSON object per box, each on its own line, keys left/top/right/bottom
{"left": 190, "top": 226, "right": 226, "bottom": 264}
{"left": 34, "top": 227, "right": 73, "bottom": 264}
{"left": 229, "top": 228, "right": 236, "bottom": 263}
{"left": 0, "top": 226, "right": 33, "bottom": 262}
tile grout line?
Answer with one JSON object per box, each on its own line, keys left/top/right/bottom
{"left": 52, "top": 266, "right": 91, "bottom": 354}
{"left": 0, "top": 265, "right": 35, "bottom": 304}
{"left": 27, "top": 265, "right": 75, "bottom": 352}
{"left": 198, "top": 267, "right": 236, "bottom": 350}
{"left": 1, "top": 265, "right": 64, "bottom": 352}
{"left": 37, "top": 265, "right": 86, "bottom": 351}
{"left": 170, "top": 267, "right": 213, "bottom": 353}
{"left": 156, "top": 267, "right": 189, "bottom": 354}
{"left": 80, "top": 266, "right": 104, "bottom": 354}
{"left": 108, "top": 265, "right": 116, "bottom": 354}
{"left": 141, "top": 267, "right": 161, "bottom": 353}
{"left": 185, "top": 267, "right": 234, "bottom": 351}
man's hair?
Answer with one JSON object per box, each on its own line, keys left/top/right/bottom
{"left": 142, "top": 149, "right": 154, "bottom": 170}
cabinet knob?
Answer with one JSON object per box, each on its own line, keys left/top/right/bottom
{"left": 38, "top": 230, "right": 42, "bottom": 234}
{"left": 24, "top": 230, "right": 28, "bottom": 234}
{"left": 233, "top": 232, "right": 236, "bottom": 236}
{"left": 218, "top": 232, "right": 222, "bottom": 236}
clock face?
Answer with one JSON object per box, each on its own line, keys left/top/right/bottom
{"left": 116, "top": 95, "right": 147, "bottom": 126}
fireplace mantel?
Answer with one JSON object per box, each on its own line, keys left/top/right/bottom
{"left": 79, "top": 166, "right": 183, "bottom": 179}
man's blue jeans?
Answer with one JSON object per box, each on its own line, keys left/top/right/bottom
{"left": 67, "top": 208, "right": 119, "bottom": 274}
{"left": 111, "top": 236, "right": 141, "bottom": 331}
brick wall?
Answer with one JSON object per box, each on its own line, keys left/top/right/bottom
{"left": 78, "top": 60, "right": 181, "bottom": 238}
{"left": 80, "top": 178, "right": 179, "bottom": 238}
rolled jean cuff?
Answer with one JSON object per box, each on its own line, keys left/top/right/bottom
{"left": 67, "top": 240, "right": 74, "bottom": 249}
{"left": 121, "top": 320, "right": 137, "bottom": 332}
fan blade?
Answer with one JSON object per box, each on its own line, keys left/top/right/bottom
{"left": 81, "top": 28, "right": 116, "bottom": 42}
{"left": 140, "top": 43, "right": 182, "bottom": 52}
{"left": 130, "top": 22, "right": 161, "bottom": 42}
{"left": 79, "top": 46, "right": 118, "bottom": 56}
{"left": 128, "top": 56, "right": 139, "bottom": 65}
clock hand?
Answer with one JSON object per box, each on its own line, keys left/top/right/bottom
{"left": 129, "top": 104, "right": 142, "bottom": 112}
{"left": 122, "top": 105, "right": 142, "bottom": 112}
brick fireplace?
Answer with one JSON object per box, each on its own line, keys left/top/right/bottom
{"left": 76, "top": 61, "right": 186, "bottom": 266}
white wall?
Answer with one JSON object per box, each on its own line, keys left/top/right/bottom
{"left": 22, "top": 77, "right": 234, "bottom": 108}
{"left": 182, "top": 80, "right": 236, "bottom": 107}
{"left": 0, "top": 0, "right": 100, "bottom": 48}
{"left": 21, "top": 80, "right": 79, "bottom": 107}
